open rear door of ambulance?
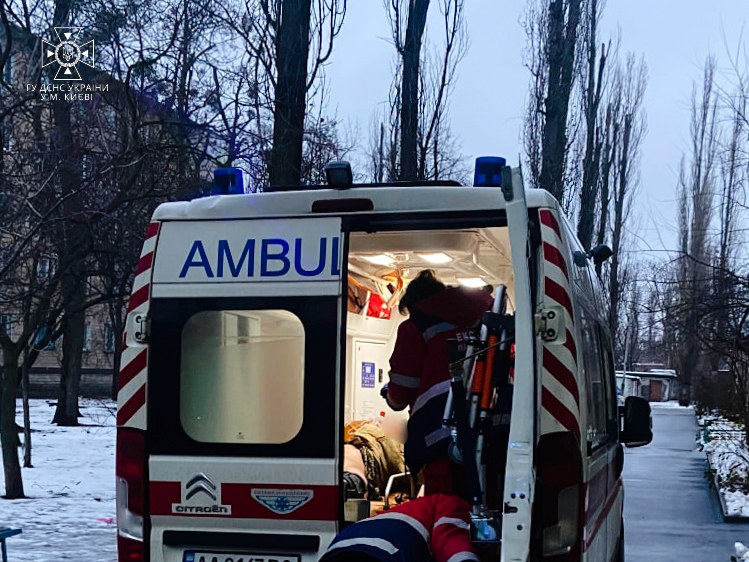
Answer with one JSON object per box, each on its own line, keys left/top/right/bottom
{"left": 501, "top": 168, "right": 537, "bottom": 562}
{"left": 145, "top": 216, "right": 344, "bottom": 562}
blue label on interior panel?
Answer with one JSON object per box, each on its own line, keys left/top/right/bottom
{"left": 362, "top": 362, "right": 375, "bottom": 388}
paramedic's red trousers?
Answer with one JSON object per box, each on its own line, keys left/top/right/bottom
{"left": 423, "top": 458, "right": 466, "bottom": 496}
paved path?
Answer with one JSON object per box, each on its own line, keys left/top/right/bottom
{"left": 623, "top": 403, "right": 749, "bottom": 561}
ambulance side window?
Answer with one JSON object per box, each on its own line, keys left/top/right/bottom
{"left": 180, "top": 309, "right": 305, "bottom": 444}
{"left": 599, "top": 328, "right": 619, "bottom": 440}
{"left": 581, "top": 316, "right": 608, "bottom": 451}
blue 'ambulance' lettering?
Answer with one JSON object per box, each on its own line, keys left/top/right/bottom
{"left": 261, "top": 239, "right": 290, "bottom": 276}
{"left": 179, "top": 241, "right": 214, "bottom": 278}
{"left": 218, "top": 239, "right": 255, "bottom": 277}
{"left": 331, "top": 236, "right": 340, "bottom": 275}
{"left": 294, "top": 237, "right": 326, "bottom": 276}
{"left": 179, "top": 236, "right": 340, "bottom": 279}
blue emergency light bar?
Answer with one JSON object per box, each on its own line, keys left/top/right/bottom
{"left": 213, "top": 167, "right": 245, "bottom": 195}
{"left": 474, "top": 156, "right": 506, "bottom": 187}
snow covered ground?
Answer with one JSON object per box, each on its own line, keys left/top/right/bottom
{"left": 650, "top": 400, "right": 691, "bottom": 409}
{"left": 0, "top": 399, "right": 117, "bottom": 562}
{"left": 698, "top": 414, "right": 749, "bottom": 518}
{"left": 1, "top": 398, "right": 747, "bottom": 561}
{"left": 735, "top": 542, "right": 749, "bottom": 561}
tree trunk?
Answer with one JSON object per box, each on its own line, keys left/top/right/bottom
{"left": 0, "top": 354, "right": 25, "bottom": 498}
{"left": 399, "top": 0, "right": 430, "bottom": 181}
{"left": 50, "top": 46, "right": 87, "bottom": 425}
{"left": 539, "top": 0, "right": 582, "bottom": 202}
{"left": 577, "top": 3, "right": 607, "bottom": 251}
{"left": 110, "top": 299, "right": 126, "bottom": 400}
{"left": 53, "top": 282, "right": 85, "bottom": 426}
{"left": 608, "top": 114, "right": 631, "bottom": 346}
{"left": 269, "top": 0, "right": 313, "bottom": 187}
{"left": 21, "top": 363, "right": 32, "bottom": 468}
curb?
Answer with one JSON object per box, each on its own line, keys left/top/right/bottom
{"left": 706, "top": 451, "right": 749, "bottom": 522}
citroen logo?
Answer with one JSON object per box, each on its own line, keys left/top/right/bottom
{"left": 185, "top": 473, "right": 217, "bottom": 501}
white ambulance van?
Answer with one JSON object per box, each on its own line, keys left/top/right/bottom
{"left": 116, "top": 159, "right": 652, "bottom": 562}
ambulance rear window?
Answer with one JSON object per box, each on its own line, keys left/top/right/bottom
{"left": 180, "top": 309, "right": 304, "bottom": 444}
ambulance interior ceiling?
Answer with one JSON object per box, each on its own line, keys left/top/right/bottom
{"left": 347, "top": 227, "right": 515, "bottom": 309}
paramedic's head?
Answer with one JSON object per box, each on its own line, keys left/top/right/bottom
{"left": 398, "top": 269, "right": 445, "bottom": 315}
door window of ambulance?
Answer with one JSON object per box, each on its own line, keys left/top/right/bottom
{"left": 147, "top": 296, "right": 337, "bottom": 458}
{"left": 180, "top": 310, "right": 305, "bottom": 444}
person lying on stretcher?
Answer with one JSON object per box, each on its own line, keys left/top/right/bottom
{"left": 342, "top": 417, "right": 410, "bottom": 501}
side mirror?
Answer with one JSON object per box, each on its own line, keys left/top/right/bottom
{"left": 619, "top": 396, "right": 652, "bottom": 447}
{"left": 590, "top": 244, "right": 614, "bottom": 266}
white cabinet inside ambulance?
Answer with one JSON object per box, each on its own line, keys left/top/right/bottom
{"left": 115, "top": 159, "right": 652, "bottom": 562}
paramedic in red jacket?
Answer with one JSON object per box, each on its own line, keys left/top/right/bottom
{"left": 319, "top": 493, "right": 478, "bottom": 562}
{"left": 385, "top": 269, "right": 493, "bottom": 495}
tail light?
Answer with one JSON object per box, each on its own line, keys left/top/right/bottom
{"left": 116, "top": 428, "right": 147, "bottom": 561}
{"left": 534, "top": 431, "right": 583, "bottom": 560}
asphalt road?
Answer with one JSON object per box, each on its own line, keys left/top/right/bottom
{"left": 622, "top": 403, "right": 748, "bottom": 562}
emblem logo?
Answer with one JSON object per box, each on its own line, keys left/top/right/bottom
{"left": 251, "top": 488, "right": 314, "bottom": 515}
{"left": 42, "top": 27, "right": 95, "bottom": 81}
{"left": 185, "top": 473, "right": 217, "bottom": 501}
{"left": 172, "top": 473, "right": 231, "bottom": 515}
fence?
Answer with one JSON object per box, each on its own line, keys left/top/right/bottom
{"left": 700, "top": 419, "right": 745, "bottom": 443}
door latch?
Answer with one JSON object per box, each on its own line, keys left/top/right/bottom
{"left": 132, "top": 313, "right": 150, "bottom": 344}
{"left": 534, "top": 307, "right": 562, "bottom": 342}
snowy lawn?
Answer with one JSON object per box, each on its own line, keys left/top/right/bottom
{"left": 735, "top": 542, "right": 749, "bottom": 562}
{"left": 0, "top": 399, "right": 116, "bottom": 562}
{"left": 3, "top": 398, "right": 748, "bottom": 561}
{"left": 697, "top": 413, "right": 749, "bottom": 518}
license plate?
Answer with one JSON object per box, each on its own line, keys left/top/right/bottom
{"left": 184, "top": 553, "right": 301, "bottom": 562}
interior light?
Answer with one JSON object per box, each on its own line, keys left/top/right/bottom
{"left": 458, "top": 277, "right": 486, "bottom": 288}
{"left": 362, "top": 254, "right": 395, "bottom": 266}
{"left": 417, "top": 252, "right": 452, "bottom": 264}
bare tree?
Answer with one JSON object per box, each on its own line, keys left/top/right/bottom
{"left": 673, "top": 58, "right": 719, "bottom": 405}
{"left": 523, "top": 0, "right": 584, "bottom": 203}
{"left": 390, "top": 0, "right": 429, "bottom": 180}
{"left": 380, "top": 0, "right": 466, "bottom": 182}
{"left": 269, "top": 0, "right": 313, "bottom": 186}
{"left": 576, "top": 0, "right": 610, "bottom": 251}
{"left": 586, "top": 53, "right": 647, "bottom": 356}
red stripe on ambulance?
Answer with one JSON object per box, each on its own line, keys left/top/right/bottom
{"left": 542, "top": 241, "right": 569, "bottom": 280}
{"left": 117, "top": 221, "right": 160, "bottom": 431}
{"left": 127, "top": 284, "right": 150, "bottom": 313}
{"left": 149, "top": 482, "right": 338, "bottom": 520}
{"left": 118, "top": 349, "right": 147, "bottom": 391}
{"left": 539, "top": 209, "right": 581, "bottom": 438}
{"left": 542, "top": 347, "right": 580, "bottom": 406}
{"left": 145, "top": 221, "right": 160, "bottom": 239}
{"left": 544, "top": 277, "right": 574, "bottom": 320}
{"left": 135, "top": 252, "right": 154, "bottom": 276}
{"left": 541, "top": 387, "right": 580, "bottom": 436}
{"left": 584, "top": 479, "right": 623, "bottom": 551}
{"left": 563, "top": 328, "right": 577, "bottom": 360}
{"left": 117, "top": 384, "right": 146, "bottom": 426}
{"left": 539, "top": 207, "right": 563, "bottom": 239}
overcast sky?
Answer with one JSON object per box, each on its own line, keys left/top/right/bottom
{"left": 325, "top": 1, "right": 748, "bottom": 255}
